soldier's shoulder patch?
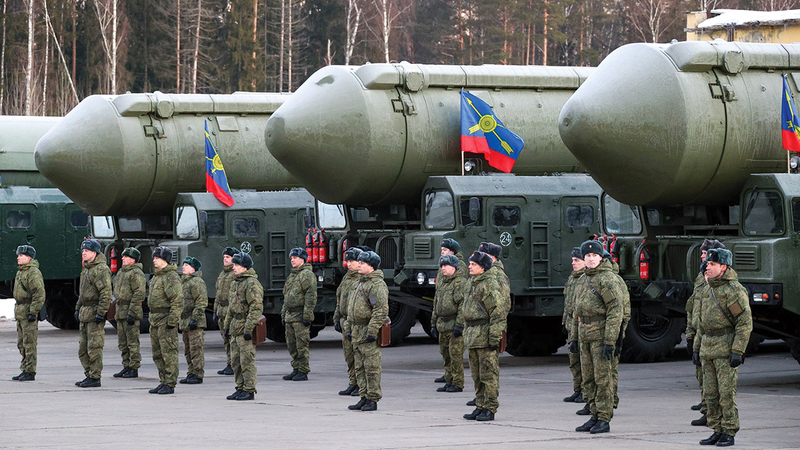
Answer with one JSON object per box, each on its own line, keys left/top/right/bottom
{"left": 728, "top": 301, "right": 744, "bottom": 317}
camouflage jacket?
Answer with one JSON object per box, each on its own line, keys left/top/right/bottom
{"left": 432, "top": 271, "right": 467, "bottom": 332}
{"left": 333, "top": 269, "right": 359, "bottom": 323}
{"left": 562, "top": 269, "right": 585, "bottom": 330}
{"left": 226, "top": 268, "right": 264, "bottom": 336}
{"left": 489, "top": 258, "right": 511, "bottom": 315}
{"left": 148, "top": 263, "right": 182, "bottom": 328}
{"left": 76, "top": 253, "right": 112, "bottom": 323}
{"left": 214, "top": 264, "right": 236, "bottom": 315}
{"left": 569, "top": 259, "right": 625, "bottom": 345}
{"left": 345, "top": 269, "right": 389, "bottom": 342}
{"left": 692, "top": 268, "right": 752, "bottom": 359}
{"left": 281, "top": 263, "right": 317, "bottom": 323}
{"left": 180, "top": 271, "right": 208, "bottom": 330}
{"left": 113, "top": 263, "right": 146, "bottom": 320}
{"left": 14, "top": 259, "right": 45, "bottom": 320}
{"left": 684, "top": 272, "right": 705, "bottom": 342}
{"left": 460, "top": 271, "right": 506, "bottom": 349}
{"left": 612, "top": 260, "right": 631, "bottom": 338}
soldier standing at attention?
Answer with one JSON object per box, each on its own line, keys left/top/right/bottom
{"left": 570, "top": 240, "right": 626, "bottom": 434}
{"left": 334, "top": 246, "right": 363, "bottom": 396}
{"left": 12, "top": 245, "right": 44, "bottom": 382}
{"left": 563, "top": 247, "right": 585, "bottom": 404}
{"left": 112, "top": 248, "right": 146, "bottom": 379}
{"left": 225, "top": 252, "right": 263, "bottom": 401}
{"left": 462, "top": 251, "right": 507, "bottom": 422}
{"left": 281, "top": 247, "right": 317, "bottom": 381}
{"left": 74, "top": 239, "right": 112, "bottom": 388}
{"left": 693, "top": 248, "right": 752, "bottom": 447}
{"left": 434, "top": 238, "right": 466, "bottom": 384}
{"left": 431, "top": 254, "right": 467, "bottom": 393}
{"left": 605, "top": 250, "right": 630, "bottom": 411}
{"left": 179, "top": 256, "right": 207, "bottom": 385}
{"left": 147, "top": 246, "right": 182, "bottom": 395}
{"left": 215, "top": 247, "right": 240, "bottom": 376}
{"left": 346, "top": 251, "right": 389, "bottom": 412}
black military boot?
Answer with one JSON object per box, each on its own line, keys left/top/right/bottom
{"left": 434, "top": 375, "right": 446, "bottom": 383}
{"left": 113, "top": 367, "right": 129, "bottom": 378}
{"left": 283, "top": 369, "right": 299, "bottom": 380}
{"left": 12, "top": 372, "right": 24, "bottom": 380}
{"left": 338, "top": 384, "right": 358, "bottom": 396}
{"left": 186, "top": 374, "right": 203, "bottom": 384}
{"left": 361, "top": 400, "right": 378, "bottom": 411}
{"left": 574, "top": 392, "right": 585, "bottom": 403}
{"left": 576, "top": 403, "right": 591, "bottom": 415}
{"left": 80, "top": 378, "right": 101, "bottom": 388}
{"left": 149, "top": 384, "right": 165, "bottom": 394}
{"left": 292, "top": 372, "right": 308, "bottom": 381}
{"left": 179, "top": 375, "right": 191, "bottom": 384}
{"left": 692, "top": 415, "right": 708, "bottom": 426}
{"left": 351, "top": 387, "right": 361, "bottom": 396}
{"left": 218, "top": 365, "right": 234, "bottom": 375}
{"left": 563, "top": 391, "right": 581, "bottom": 402}
{"left": 122, "top": 368, "right": 138, "bottom": 378}
{"left": 691, "top": 402, "right": 704, "bottom": 411}
{"left": 466, "top": 398, "right": 477, "bottom": 406}
{"left": 75, "top": 377, "right": 89, "bottom": 386}
{"left": 349, "top": 397, "right": 367, "bottom": 410}
{"left": 576, "top": 416, "right": 598, "bottom": 432}
{"left": 463, "top": 408, "right": 482, "bottom": 420}
{"left": 700, "top": 432, "right": 723, "bottom": 445}
{"left": 235, "top": 391, "right": 255, "bottom": 401}
{"left": 157, "top": 385, "right": 174, "bottom": 395}
{"left": 436, "top": 383, "right": 452, "bottom": 392}
{"left": 715, "top": 433, "right": 734, "bottom": 447}
{"left": 227, "top": 390, "right": 243, "bottom": 400}
{"left": 446, "top": 385, "right": 463, "bottom": 393}
{"left": 476, "top": 410, "right": 495, "bottom": 422}
{"left": 18, "top": 372, "right": 35, "bottom": 381}
{"left": 589, "top": 420, "right": 610, "bottom": 434}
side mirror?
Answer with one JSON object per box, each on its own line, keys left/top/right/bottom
{"left": 199, "top": 211, "right": 208, "bottom": 243}
{"left": 304, "top": 206, "right": 313, "bottom": 230}
{"left": 469, "top": 197, "right": 481, "bottom": 222}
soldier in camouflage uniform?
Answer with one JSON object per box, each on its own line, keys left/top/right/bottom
{"left": 563, "top": 247, "right": 585, "bottom": 403}
{"left": 692, "top": 248, "right": 752, "bottom": 447}
{"left": 569, "top": 240, "right": 626, "bottom": 434}
{"left": 479, "top": 242, "right": 510, "bottom": 313}
{"left": 346, "top": 251, "right": 389, "bottom": 412}
{"left": 461, "top": 251, "right": 506, "bottom": 422}
{"left": 215, "top": 247, "right": 240, "bottom": 376}
{"left": 225, "top": 252, "right": 264, "bottom": 401}
{"left": 606, "top": 250, "right": 630, "bottom": 410}
{"left": 74, "top": 239, "right": 112, "bottom": 388}
{"left": 179, "top": 256, "right": 207, "bottom": 384}
{"left": 12, "top": 245, "right": 44, "bottom": 381}
{"left": 334, "top": 247, "right": 363, "bottom": 396}
{"left": 281, "top": 247, "right": 317, "bottom": 381}
{"left": 431, "top": 254, "right": 467, "bottom": 393}
{"left": 112, "top": 247, "right": 146, "bottom": 379}
{"left": 147, "top": 246, "right": 182, "bottom": 395}
{"left": 434, "top": 238, "right": 466, "bottom": 384}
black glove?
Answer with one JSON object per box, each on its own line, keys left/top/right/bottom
{"left": 224, "top": 329, "right": 230, "bottom": 339}
{"left": 281, "top": 317, "right": 285, "bottom": 326}
{"left": 126, "top": 315, "right": 135, "bottom": 325}
{"left": 167, "top": 324, "right": 175, "bottom": 330}
{"left": 346, "top": 332, "right": 352, "bottom": 341}
{"left": 453, "top": 326, "right": 463, "bottom": 338}
{"left": 569, "top": 340, "right": 579, "bottom": 354}
{"left": 601, "top": 344, "right": 614, "bottom": 360}
{"left": 189, "top": 319, "right": 198, "bottom": 330}
{"left": 74, "top": 311, "right": 79, "bottom": 322}
{"left": 365, "top": 335, "right": 377, "bottom": 343}
{"left": 212, "top": 312, "right": 218, "bottom": 324}
{"left": 243, "top": 331, "right": 252, "bottom": 341}
{"left": 489, "top": 344, "right": 499, "bottom": 351}
{"left": 614, "top": 343, "right": 622, "bottom": 357}
{"left": 692, "top": 351, "right": 701, "bottom": 367}
{"left": 686, "top": 338, "right": 694, "bottom": 357}
{"left": 302, "top": 319, "right": 311, "bottom": 327}
{"left": 431, "top": 327, "right": 439, "bottom": 340}
{"left": 27, "top": 314, "right": 36, "bottom": 323}
{"left": 334, "top": 321, "right": 342, "bottom": 333}
{"left": 95, "top": 314, "right": 105, "bottom": 324}
{"left": 729, "top": 352, "right": 744, "bottom": 368}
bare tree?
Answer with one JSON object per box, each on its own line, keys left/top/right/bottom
{"left": 43, "top": 0, "right": 79, "bottom": 104}
{"left": 279, "top": 0, "right": 285, "bottom": 91}
{"left": 1, "top": 0, "right": 7, "bottom": 113}
{"left": 192, "top": 0, "right": 201, "bottom": 93}
{"left": 366, "top": 0, "right": 408, "bottom": 62}
{"left": 344, "top": 0, "right": 362, "bottom": 65}
{"left": 25, "top": 0, "right": 35, "bottom": 115}
{"left": 177, "top": 0, "right": 182, "bottom": 92}
{"left": 627, "top": 0, "right": 678, "bottom": 43}
{"left": 92, "top": 0, "right": 120, "bottom": 93}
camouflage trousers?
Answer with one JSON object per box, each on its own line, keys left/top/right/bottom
{"left": 611, "top": 353, "right": 620, "bottom": 408}
{"left": 696, "top": 364, "right": 707, "bottom": 414}
{"left": 353, "top": 326, "right": 382, "bottom": 401}
{"left": 580, "top": 340, "right": 614, "bottom": 422}
{"left": 183, "top": 329, "right": 205, "bottom": 379}
{"left": 16, "top": 319, "right": 38, "bottom": 375}
{"left": 286, "top": 320, "right": 311, "bottom": 374}
{"left": 439, "top": 331, "right": 465, "bottom": 388}
{"left": 468, "top": 346, "right": 500, "bottom": 413}
{"left": 217, "top": 307, "right": 231, "bottom": 366}
{"left": 702, "top": 357, "right": 740, "bottom": 436}
{"left": 79, "top": 321, "right": 105, "bottom": 379}
{"left": 117, "top": 320, "right": 141, "bottom": 369}
{"left": 231, "top": 334, "right": 257, "bottom": 393}
{"left": 151, "top": 325, "right": 179, "bottom": 387}
{"left": 568, "top": 350, "right": 582, "bottom": 394}
{"left": 340, "top": 319, "right": 356, "bottom": 386}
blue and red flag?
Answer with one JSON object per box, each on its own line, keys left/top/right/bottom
{"left": 782, "top": 76, "right": 800, "bottom": 152}
{"left": 461, "top": 90, "right": 525, "bottom": 173}
{"left": 205, "top": 120, "right": 235, "bottom": 207}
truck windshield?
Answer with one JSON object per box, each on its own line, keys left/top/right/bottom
{"left": 176, "top": 206, "right": 199, "bottom": 239}
{"left": 603, "top": 195, "right": 642, "bottom": 235}
{"left": 318, "top": 202, "right": 346, "bottom": 229}
{"left": 91, "top": 216, "right": 115, "bottom": 238}
{"left": 743, "top": 190, "right": 784, "bottom": 235}
{"left": 424, "top": 190, "right": 455, "bottom": 229}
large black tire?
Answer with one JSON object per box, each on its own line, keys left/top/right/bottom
{"left": 265, "top": 315, "right": 286, "bottom": 342}
{"left": 45, "top": 297, "right": 78, "bottom": 330}
{"left": 621, "top": 309, "right": 684, "bottom": 363}
{"left": 787, "top": 338, "right": 800, "bottom": 365}
{"left": 745, "top": 332, "right": 766, "bottom": 356}
{"left": 388, "top": 300, "right": 418, "bottom": 346}
{"left": 417, "top": 310, "right": 434, "bottom": 338}
{"left": 505, "top": 316, "right": 566, "bottom": 356}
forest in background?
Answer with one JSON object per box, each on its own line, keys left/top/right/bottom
{"left": 1, "top": 0, "right": 798, "bottom": 115}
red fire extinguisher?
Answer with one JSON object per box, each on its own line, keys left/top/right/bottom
{"left": 341, "top": 239, "right": 350, "bottom": 267}
{"left": 311, "top": 228, "right": 320, "bottom": 263}
{"left": 109, "top": 247, "right": 118, "bottom": 273}
{"left": 317, "top": 229, "right": 327, "bottom": 263}
{"left": 639, "top": 240, "right": 650, "bottom": 280}
{"left": 609, "top": 235, "right": 619, "bottom": 265}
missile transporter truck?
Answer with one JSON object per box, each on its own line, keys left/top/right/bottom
{"left": 559, "top": 40, "right": 800, "bottom": 363}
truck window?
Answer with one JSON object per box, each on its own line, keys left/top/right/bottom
{"left": 318, "top": 202, "right": 346, "bottom": 229}
{"left": 603, "top": 195, "right": 642, "bottom": 234}
{"left": 6, "top": 211, "right": 31, "bottom": 228}
{"left": 743, "top": 190, "right": 784, "bottom": 235}
{"left": 566, "top": 205, "right": 593, "bottom": 227}
{"left": 70, "top": 211, "right": 89, "bottom": 227}
{"left": 793, "top": 199, "right": 800, "bottom": 233}
{"left": 233, "top": 218, "right": 260, "bottom": 237}
{"left": 176, "top": 206, "right": 199, "bottom": 239}
{"left": 492, "top": 206, "right": 520, "bottom": 227}
{"left": 205, "top": 211, "right": 224, "bottom": 237}
{"left": 424, "top": 190, "right": 455, "bottom": 229}
{"left": 92, "top": 216, "right": 115, "bottom": 238}
{"left": 461, "top": 198, "right": 483, "bottom": 226}
{"left": 119, "top": 218, "right": 143, "bottom": 232}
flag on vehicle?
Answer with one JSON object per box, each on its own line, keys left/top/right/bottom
{"left": 782, "top": 75, "right": 800, "bottom": 152}
{"left": 461, "top": 90, "right": 525, "bottom": 173}
{"left": 205, "top": 120, "right": 235, "bottom": 207}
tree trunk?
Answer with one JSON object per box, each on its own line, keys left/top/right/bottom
{"left": 177, "top": 0, "right": 181, "bottom": 92}
{"left": 192, "top": 0, "right": 201, "bottom": 93}
{"left": 26, "top": 0, "right": 35, "bottom": 116}
{"left": 251, "top": 0, "right": 257, "bottom": 91}
{"left": 72, "top": 0, "right": 76, "bottom": 84}
{"left": 43, "top": 0, "right": 78, "bottom": 104}
{"left": 542, "top": 3, "right": 548, "bottom": 66}
{"left": 279, "top": 0, "right": 285, "bottom": 92}
{"left": 288, "top": 0, "right": 293, "bottom": 91}
{"left": 44, "top": 16, "right": 49, "bottom": 114}
{"left": 345, "top": 0, "right": 361, "bottom": 65}
{"left": 111, "top": 0, "right": 117, "bottom": 94}
{"left": 1, "top": 0, "right": 7, "bottom": 113}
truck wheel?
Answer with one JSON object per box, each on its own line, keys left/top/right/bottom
{"left": 505, "top": 317, "right": 566, "bottom": 356}
{"left": 417, "top": 310, "right": 435, "bottom": 338}
{"left": 787, "top": 338, "right": 800, "bottom": 365}
{"left": 745, "top": 332, "right": 765, "bottom": 355}
{"left": 265, "top": 315, "right": 287, "bottom": 342}
{"left": 621, "top": 309, "right": 684, "bottom": 363}
{"left": 388, "top": 300, "right": 418, "bottom": 346}
{"left": 45, "top": 298, "right": 78, "bottom": 330}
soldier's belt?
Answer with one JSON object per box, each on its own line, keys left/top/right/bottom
{"left": 704, "top": 328, "right": 733, "bottom": 337}
{"left": 231, "top": 312, "right": 247, "bottom": 319}
{"left": 15, "top": 299, "right": 31, "bottom": 305}
{"left": 437, "top": 314, "right": 457, "bottom": 321}
{"left": 352, "top": 319, "right": 371, "bottom": 325}
{"left": 286, "top": 306, "right": 304, "bottom": 313}
{"left": 578, "top": 315, "right": 605, "bottom": 324}
{"left": 80, "top": 300, "right": 100, "bottom": 307}
{"left": 466, "top": 319, "right": 489, "bottom": 327}
{"left": 149, "top": 307, "right": 170, "bottom": 313}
